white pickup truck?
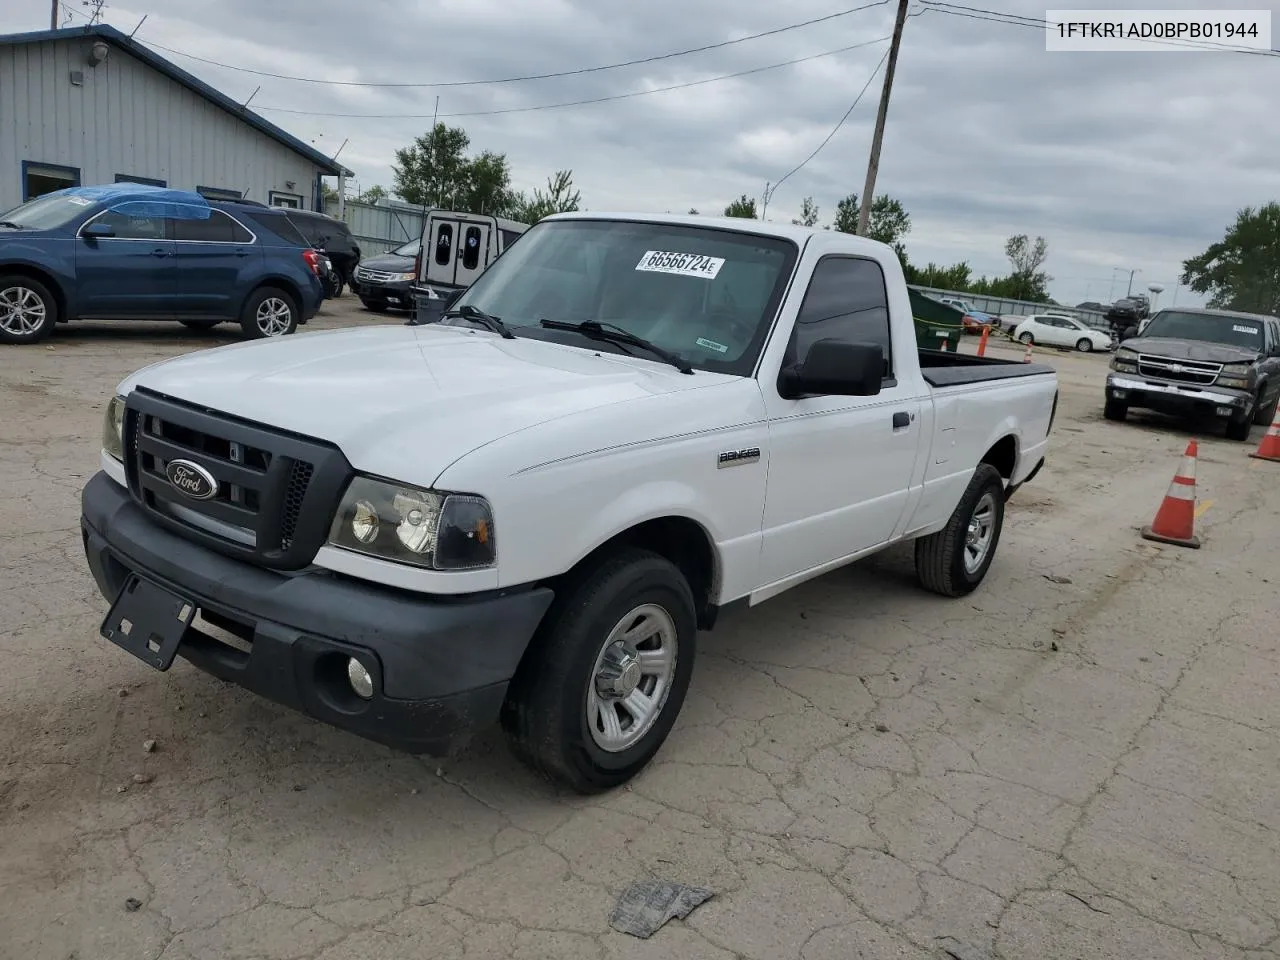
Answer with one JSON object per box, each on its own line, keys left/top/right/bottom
{"left": 81, "top": 213, "right": 1058, "bottom": 792}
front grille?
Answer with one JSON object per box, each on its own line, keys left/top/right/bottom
{"left": 1136, "top": 353, "right": 1222, "bottom": 386}
{"left": 356, "top": 267, "right": 401, "bottom": 283}
{"left": 124, "top": 389, "right": 352, "bottom": 570}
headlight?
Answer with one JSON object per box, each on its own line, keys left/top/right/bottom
{"left": 1217, "top": 362, "right": 1253, "bottom": 389}
{"left": 397, "top": 272, "right": 415, "bottom": 281}
{"left": 1110, "top": 347, "right": 1138, "bottom": 373}
{"left": 102, "top": 395, "right": 126, "bottom": 461}
{"left": 327, "top": 475, "right": 496, "bottom": 570}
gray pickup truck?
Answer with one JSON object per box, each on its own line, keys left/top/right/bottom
{"left": 1106, "top": 307, "right": 1280, "bottom": 440}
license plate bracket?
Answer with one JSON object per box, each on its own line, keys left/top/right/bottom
{"left": 100, "top": 575, "right": 196, "bottom": 671}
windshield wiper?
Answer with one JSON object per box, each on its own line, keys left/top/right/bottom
{"left": 539, "top": 319, "right": 694, "bottom": 375}
{"left": 0, "top": 220, "right": 22, "bottom": 229}
{"left": 442, "top": 304, "right": 516, "bottom": 340}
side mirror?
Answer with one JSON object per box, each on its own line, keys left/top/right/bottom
{"left": 82, "top": 222, "right": 115, "bottom": 239}
{"left": 779, "top": 339, "right": 884, "bottom": 399}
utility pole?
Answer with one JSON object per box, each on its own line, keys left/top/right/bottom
{"left": 856, "top": 0, "right": 910, "bottom": 236}
{"left": 50, "top": 0, "right": 59, "bottom": 28}
{"left": 1126, "top": 269, "right": 1138, "bottom": 296}
{"left": 759, "top": 181, "right": 771, "bottom": 221}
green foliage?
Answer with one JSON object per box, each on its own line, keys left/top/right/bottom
{"left": 724, "top": 194, "right": 758, "bottom": 219}
{"left": 511, "top": 170, "right": 582, "bottom": 224}
{"left": 1181, "top": 203, "right": 1280, "bottom": 315}
{"left": 354, "top": 184, "right": 388, "bottom": 204}
{"left": 792, "top": 196, "right": 820, "bottom": 227}
{"left": 831, "top": 193, "right": 912, "bottom": 250}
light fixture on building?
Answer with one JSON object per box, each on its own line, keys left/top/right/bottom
{"left": 87, "top": 40, "right": 109, "bottom": 66}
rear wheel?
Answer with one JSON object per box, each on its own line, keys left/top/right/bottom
{"left": 1104, "top": 398, "right": 1128, "bottom": 421}
{"left": 1018, "top": 332, "right": 1034, "bottom": 344}
{"left": 501, "top": 548, "right": 696, "bottom": 793}
{"left": 0, "top": 275, "right": 57, "bottom": 344}
{"left": 915, "top": 464, "right": 1005, "bottom": 598}
{"left": 240, "top": 287, "right": 298, "bottom": 339}
{"left": 1076, "top": 338, "right": 1093, "bottom": 352}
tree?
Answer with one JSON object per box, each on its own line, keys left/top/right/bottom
{"left": 831, "top": 193, "right": 911, "bottom": 252}
{"left": 392, "top": 122, "right": 481, "bottom": 208}
{"left": 792, "top": 196, "right": 820, "bottom": 227}
{"left": 512, "top": 170, "right": 582, "bottom": 224}
{"left": 688, "top": 208, "right": 700, "bottom": 215}
{"left": 904, "top": 261, "right": 974, "bottom": 290}
{"left": 354, "top": 184, "right": 388, "bottom": 204}
{"left": 1002, "top": 234, "right": 1051, "bottom": 301}
{"left": 1182, "top": 203, "right": 1280, "bottom": 315}
{"left": 724, "top": 194, "right": 757, "bottom": 219}
{"left": 466, "top": 150, "right": 518, "bottom": 215}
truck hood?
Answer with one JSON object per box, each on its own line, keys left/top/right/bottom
{"left": 1125, "top": 337, "right": 1262, "bottom": 364}
{"left": 118, "top": 324, "right": 736, "bottom": 486}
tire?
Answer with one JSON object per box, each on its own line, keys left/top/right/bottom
{"left": 1252, "top": 387, "right": 1278, "bottom": 427}
{"left": 1225, "top": 415, "right": 1251, "bottom": 442}
{"left": 240, "top": 287, "right": 299, "bottom": 339}
{"left": 500, "top": 547, "right": 697, "bottom": 794}
{"left": 1104, "top": 398, "right": 1128, "bottom": 421}
{"left": 179, "top": 319, "right": 221, "bottom": 330}
{"left": 361, "top": 300, "right": 389, "bottom": 314}
{"left": 1076, "top": 338, "right": 1093, "bottom": 352}
{"left": 0, "top": 275, "right": 58, "bottom": 344}
{"left": 915, "top": 463, "right": 1006, "bottom": 598}
{"left": 1018, "top": 332, "right": 1034, "bottom": 344}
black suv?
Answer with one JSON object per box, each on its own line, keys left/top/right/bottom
{"left": 285, "top": 210, "right": 360, "bottom": 291}
{"left": 1106, "top": 307, "right": 1280, "bottom": 440}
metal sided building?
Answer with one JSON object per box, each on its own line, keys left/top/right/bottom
{"left": 0, "top": 23, "right": 352, "bottom": 213}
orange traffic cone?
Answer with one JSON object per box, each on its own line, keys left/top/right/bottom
{"left": 1141, "top": 440, "right": 1201, "bottom": 549}
{"left": 1022, "top": 341, "right": 1033, "bottom": 363}
{"left": 1249, "top": 406, "right": 1280, "bottom": 462}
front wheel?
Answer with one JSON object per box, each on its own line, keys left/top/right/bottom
{"left": 240, "top": 287, "right": 299, "bottom": 339}
{"left": 501, "top": 548, "right": 697, "bottom": 793}
{"left": 361, "top": 300, "right": 389, "bottom": 314}
{"left": 1076, "top": 338, "right": 1093, "bottom": 352}
{"left": 1104, "top": 398, "right": 1128, "bottom": 421}
{"left": 1018, "top": 332, "right": 1034, "bottom": 344}
{"left": 0, "top": 275, "right": 58, "bottom": 344}
{"left": 915, "top": 463, "right": 1006, "bottom": 598}
{"left": 1226, "top": 415, "right": 1252, "bottom": 442}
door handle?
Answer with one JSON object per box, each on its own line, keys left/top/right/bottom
{"left": 150, "top": 248, "right": 169, "bottom": 258}
{"left": 892, "top": 411, "right": 911, "bottom": 429}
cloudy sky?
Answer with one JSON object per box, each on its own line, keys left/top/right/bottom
{"left": 9, "top": 0, "right": 1280, "bottom": 307}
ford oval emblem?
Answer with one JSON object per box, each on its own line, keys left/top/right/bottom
{"left": 165, "top": 459, "right": 219, "bottom": 500}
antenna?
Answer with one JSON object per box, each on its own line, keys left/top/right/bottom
{"left": 127, "top": 13, "right": 146, "bottom": 37}
{"left": 82, "top": 0, "right": 107, "bottom": 25}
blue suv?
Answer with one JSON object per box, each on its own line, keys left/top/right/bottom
{"left": 0, "top": 183, "right": 324, "bottom": 345}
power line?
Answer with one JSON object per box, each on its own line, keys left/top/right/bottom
{"left": 768, "top": 48, "right": 891, "bottom": 200}
{"left": 921, "top": 2, "right": 1280, "bottom": 57}
{"left": 134, "top": 1, "right": 893, "bottom": 88}
{"left": 253, "top": 37, "right": 892, "bottom": 119}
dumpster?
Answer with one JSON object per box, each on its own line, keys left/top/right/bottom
{"left": 909, "top": 289, "right": 964, "bottom": 352}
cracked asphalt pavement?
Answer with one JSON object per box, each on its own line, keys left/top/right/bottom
{"left": 3, "top": 301, "right": 1279, "bottom": 959}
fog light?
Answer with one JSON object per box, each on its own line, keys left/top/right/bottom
{"left": 1111, "top": 389, "right": 1128, "bottom": 399}
{"left": 347, "top": 658, "right": 374, "bottom": 699}
{"left": 1216, "top": 406, "right": 1234, "bottom": 417}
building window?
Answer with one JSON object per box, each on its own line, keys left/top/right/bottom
{"left": 22, "top": 161, "right": 80, "bottom": 200}
{"left": 196, "top": 185, "right": 244, "bottom": 202}
{"left": 269, "top": 191, "right": 303, "bottom": 209}
{"left": 115, "top": 173, "right": 167, "bottom": 187}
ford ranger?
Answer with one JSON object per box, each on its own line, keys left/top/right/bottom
{"left": 80, "top": 213, "right": 1059, "bottom": 793}
{"left": 1107, "top": 307, "right": 1280, "bottom": 440}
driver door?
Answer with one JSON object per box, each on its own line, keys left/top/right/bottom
{"left": 76, "top": 202, "right": 174, "bottom": 317}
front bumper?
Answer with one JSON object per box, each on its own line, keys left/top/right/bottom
{"left": 80, "top": 472, "right": 554, "bottom": 755}
{"left": 354, "top": 276, "right": 414, "bottom": 307}
{"left": 1106, "top": 374, "right": 1254, "bottom": 420}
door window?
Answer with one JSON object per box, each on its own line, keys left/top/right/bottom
{"left": 434, "top": 223, "right": 454, "bottom": 265}
{"left": 172, "top": 209, "right": 252, "bottom": 243}
{"left": 88, "top": 203, "right": 167, "bottom": 240}
{"left": 787, "top": 256, "right": 893, "bottom": 378}
{"left": 462, "top": 226, "right": 482, "bottom": 270}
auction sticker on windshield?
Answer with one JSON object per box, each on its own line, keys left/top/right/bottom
{"left": 1233, "top": 325, "right": 1259, "bottom": 335}
{"left": 636, "top": 250, "right": 725, "bottom": 279}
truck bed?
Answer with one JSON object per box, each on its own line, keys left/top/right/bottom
{"left": 918, "top": 348, "right": 1056, "bottom": 388}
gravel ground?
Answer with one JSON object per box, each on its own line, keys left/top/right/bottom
{"left": 2, "top": 299, "right": 1278, "bottom": 960}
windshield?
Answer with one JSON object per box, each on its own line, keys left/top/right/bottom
{"left": 393, "top": 238, "right": 421, "bottom": 257}
{"left": 0, "top": 191, "right": 96, "bottom": 230}
{"left": 1139, "top": 310, "right": 1267, "bottom": 350}
{"left": 449, "top": 219, "right": 798, "bottom": 375}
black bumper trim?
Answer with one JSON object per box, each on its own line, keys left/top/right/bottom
{"left": 81, "top": 471, "right": 555, "bottom": 755}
